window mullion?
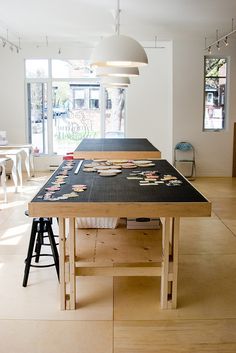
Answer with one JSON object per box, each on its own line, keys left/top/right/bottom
{"left": 100, "top": 86, "right": 105, "bottom": 138}
{"left": 47, "top": 60, "right": 54, "bottom": 155}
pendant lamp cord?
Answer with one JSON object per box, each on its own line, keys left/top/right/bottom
{"left": 115, "top": 0, "right": 120, "bottom": 35}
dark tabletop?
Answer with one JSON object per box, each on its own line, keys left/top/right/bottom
{"left": 31, "top": 159, "right": 208, "bottom": 204}
{"left": 75, "top": 138, "right": 159, "bottom": 152}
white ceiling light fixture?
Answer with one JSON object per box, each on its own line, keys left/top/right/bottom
{"left": 91, "top": 0, "right": 148, "bottom": 68}
{"left": 101, "top": 76, "right": 130, "bottom": 88}
{"left": 96, "top": 66, "right": 139, "bottom": 77}
{"left": 91, "top": 35, "right": 148, "bottom": 68}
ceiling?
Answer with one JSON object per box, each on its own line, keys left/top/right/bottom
{"left": 0, "top": 0, "right": 236, "bottom": 46}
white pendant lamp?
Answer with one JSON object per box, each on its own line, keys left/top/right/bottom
{"left": 91, "top": 0, "right": 148, "bottom": 68}
{"left": 101, "top": 76, "right": 130, "bottom": 87}
{"left": 96, "top": 66, "right": 139, "bottom": 77}
{"left": 91, "top": 34, "right": 148, "bottom": 68}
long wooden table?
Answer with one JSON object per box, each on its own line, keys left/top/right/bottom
{"left": 73, "top": 138, "right": 161, "bottom": 159}
{"left": 28, "top": 159, "right": 211, "bottom": 310}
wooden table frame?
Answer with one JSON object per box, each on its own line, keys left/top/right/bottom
{"left": 58, "top": 217, "right": 179, "bottom": 310}
{"left": 29, "top": 199, "right": 211, "bottom": 311}
{"left": 28, "top": 145, "right": 211, "bottom": 310}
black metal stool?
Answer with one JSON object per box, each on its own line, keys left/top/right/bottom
{"left": 23, "top": 212, "right": 59, "bottom": 287}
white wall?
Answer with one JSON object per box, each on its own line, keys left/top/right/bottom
{"left": 173, "top": 38, "right": 236, "bottom": 176}
{"left": 127, "top": 43, "right": 173, "bottom": 161}
{"left": 0, "top": 48, "right": 26, "bottom": 143}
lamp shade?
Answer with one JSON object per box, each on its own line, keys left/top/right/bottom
{"left": 91, "top": 34, "right": 148, "bottom": 68}
{"left": 101, "top": 76, "right": 130, "bottom": 87}
{"left": 96, "top": 66, "right": 139, "bottom": 77}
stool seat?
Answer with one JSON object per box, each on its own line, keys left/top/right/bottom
{"left": 23, "top": 213, "right": 59, "bottom": 287}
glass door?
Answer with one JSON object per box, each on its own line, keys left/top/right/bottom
{"left": 104, "top": 88, "right": 125, "bottom": 138}
{"left": 27, "top": 82, "right": 48, "bottom": 154}
{"left": 52, "top": 81, "right": 101, "bottom": 155}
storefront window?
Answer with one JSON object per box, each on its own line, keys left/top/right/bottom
{"left": 25, "top": 59, "right": 126, "bottom": 154}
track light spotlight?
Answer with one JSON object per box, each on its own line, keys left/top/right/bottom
{"left": 224, "top": 36, "right": 229, "bottom": 46}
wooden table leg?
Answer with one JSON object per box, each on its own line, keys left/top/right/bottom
{"left": 69, "top": 217, "right": 76, "bottom": 309}
{"left": 161, "top": 217, "right": 171, "bottom": 309}
{"left": 171, "top": 217, "right": 180, "bottom": 308}
{"left": 161, "top": 217, "right": 180, "bottom": 309}
{"left": 59, "top": 217, "right": 66, "bottom": 310}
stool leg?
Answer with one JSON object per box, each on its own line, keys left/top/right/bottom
{"left": 34, "top": 232, "right": 41, "bottom": 263}
{"left": 34, "top": 218, "right": 44, "bottom": 263}
{"left": 46, "top": 222, "right": 60, "bottom": 281}
{"left": 22, "top": 220, "right": 38, "bottom": 287}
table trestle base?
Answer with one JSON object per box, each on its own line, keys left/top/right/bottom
{"left": 59, "top": 216, "right": 180, "bottom": 311}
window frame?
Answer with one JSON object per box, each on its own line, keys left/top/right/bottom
{"left": 25, "top": 59, "right": 127, "bottom": 155}
{"left": 203, "top": 55, "right": 228, "bottom": 132}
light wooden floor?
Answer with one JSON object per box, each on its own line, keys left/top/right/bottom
{"left": 1, "top": 174, "right": 236, "bottom": 353}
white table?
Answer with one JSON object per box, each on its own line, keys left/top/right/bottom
{"left": 0, "top": 144, "right": 34, "bottom": 177}
{"left": 0, "top": 157, "right": 9, "bottom": 202}
{"left": 0, "top": 149, "right": 23, "bottom": 193}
